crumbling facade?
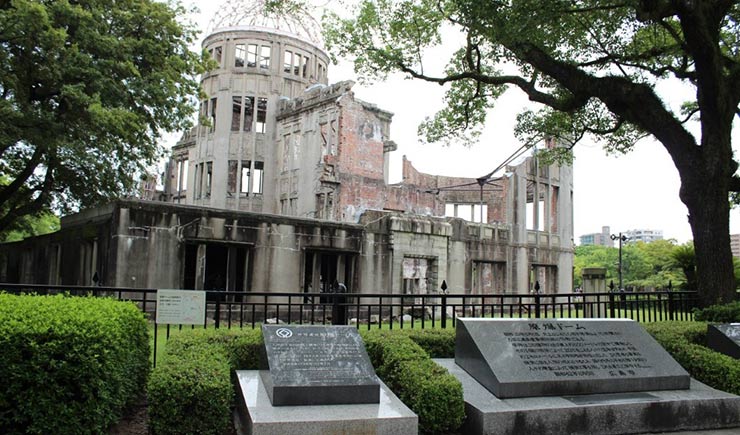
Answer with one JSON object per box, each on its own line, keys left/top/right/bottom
{"left": 0, "top": 24, "right": 574, "bottom": 296}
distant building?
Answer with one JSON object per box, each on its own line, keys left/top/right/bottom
{"left": 579, "top": 226, "right": 613, "bottom": 247}
{"left": 731, "top": 234, "right": 740, "bottom": 258}
{"left": 623, "top": 229, "right": 663, "bottom": 244}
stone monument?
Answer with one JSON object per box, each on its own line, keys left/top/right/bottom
{"left": 234, "top": 324, "right": 417, "bottom": 435}
{"left": 707, "top": 323, "right": 740, "bottom": 359}
{"left": 260, "top": 324, "right": 380, "bottom": 405}
{"left": 436, "top": 317, "right": 740, "bottom": 434}
{"left": 455, "top": 318, "right": 690, "bottom": 398}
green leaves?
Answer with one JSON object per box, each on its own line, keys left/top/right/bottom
{"left": 0, "top": 294, "right": 149, "bottom": 435}
{"left": 0, "top": 0, "right": 207, "bottom": 235}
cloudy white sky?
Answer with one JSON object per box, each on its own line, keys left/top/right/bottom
{"left": 177, "top": 0, "right": 740, "bottom": 244}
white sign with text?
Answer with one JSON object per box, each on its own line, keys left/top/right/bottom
{"left": 156, "top": 289, "right": 206, "bottom": 325}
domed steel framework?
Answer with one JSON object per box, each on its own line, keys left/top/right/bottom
{"left": 209, "top": 0, "right": 323, "bottom": 45}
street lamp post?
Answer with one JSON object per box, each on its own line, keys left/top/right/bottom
{"left": 610, "top": 232, "right": 629, "bottom": 291}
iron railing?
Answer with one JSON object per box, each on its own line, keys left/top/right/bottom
{"left": 0, "top": 283, "right": 699, "bottom": 366}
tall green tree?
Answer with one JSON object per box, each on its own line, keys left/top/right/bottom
{"left": 325, "top": 0, "right": 740, "bottom": 306}
{"left": 0, "top": 0, "right": 208, "bottom": 237}
{"left": 670, "top": 243, "right": 697, "bottom": 290}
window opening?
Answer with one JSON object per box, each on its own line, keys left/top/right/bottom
{"left": 194, "top": 163, "right": 203, "bottom": 199}
{"left": 240, "top": 161, "right": 251, "bottom": 195}
{"left": 213, "top": 46, "right": 222, "bottom": 65}
{"left": 293, "top": 54, "right": 301, "bottom": 75}
{"left": 243, "top": 96, "right": 253, "bottom": 132}
{"left": 256, "top": 97, "right": 267, "bottom": 133}
{"left": 231, "top": 97, "right": 242, "bottom": 131}
{"left": 235, "top": 44, "right": 245, "bottom": 67}
{"left": 402, "top": 257, "right": 431, "bottom": 305}
{"left": 260, "top": 45, "right": 271, "bottom": 69}
{"left": 209, "top": 98, "right": 217, "bottom": 132}
{"left": 284, "top": 50, "right": 293, "bottom": 73}
{"left": 444, "top": 203, "right": 487, "bottom": 223}
{"left": 252, "top": 161, "right": 264, "bottom": 194}
{"left": 247, "top": 44, "right": 258, "bottom": 67}
{"left": 176, "top": 159, "right": 188, "bottom": 196}
{"left": 205, "top": 162, "right": 212, "bottom": 197}
{"left": 228, "top": 160, "right": 238, "bottom": 193}
{"left": 302, "top": 56, "right": 309, "bottom": 78}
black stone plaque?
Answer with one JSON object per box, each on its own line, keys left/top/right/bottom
{"left": 455, "top": 318, "right": 690, "bottom": 399}
{"left": 260, "top": 325, "right": 380, "bottom": 406}
{"left": 707, "top": 323, "right": 740, "bottom": 359}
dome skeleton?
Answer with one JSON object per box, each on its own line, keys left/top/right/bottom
{"left": 209, "top": 0, "right": 324, "bottom": 46}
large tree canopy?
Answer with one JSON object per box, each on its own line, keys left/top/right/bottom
{"left": 324, "top": 0, "right": 740, "bottom": 306}
{"left": 0, "top": 0, "right": 207, "bottom": 236}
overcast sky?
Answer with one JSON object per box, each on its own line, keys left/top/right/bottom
{"left": 178, "top": 1, "right": 740, "bottom": 244}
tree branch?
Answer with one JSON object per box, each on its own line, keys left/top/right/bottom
{"left": 391, "top": 56, "right": 588, "bottom": 112}
{"left": 504, "top": 41, "right": 701, "bottom": 172}
{"left": 0, "top": 145, "right": 43, "bottom": 206}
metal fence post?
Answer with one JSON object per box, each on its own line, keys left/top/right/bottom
{"left": 609, "top": 292, "right": 616, "bottom": 318}
{"left": 441, "top": 294, "right": 448, "bottom": 329}
{"left": 214, "top": 291, "right": 221, "bottom": 329}
{"left": 668, "top": 291, "right": 675, "bottom": 321}
{"left": 440, "top": 281, "right": 448, "bottom": 328}
{"left": 534, "top": 293, "right": 541, "bottom": 318}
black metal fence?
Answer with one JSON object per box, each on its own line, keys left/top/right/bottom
{"left": 0, "top": 283, "right": 699, "bottom": 366}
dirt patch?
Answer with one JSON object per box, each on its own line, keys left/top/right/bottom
{"left": 109, "top": 397, "right": 238, "bottom": 435}
{"left": 109, "top": 398, "right": 148, "bottom": 435}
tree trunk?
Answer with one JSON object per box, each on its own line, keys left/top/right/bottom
{"left": 682, "top": 176, "right": 737, "bottom": 307}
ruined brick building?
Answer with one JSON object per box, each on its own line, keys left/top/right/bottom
{"left": 0, "top": 19, "right": 574, "bottom": 297}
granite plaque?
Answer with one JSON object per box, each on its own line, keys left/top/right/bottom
{"left": 455, "top": 318, "right": 690, "bottom": 398}
{"left": 260, "top": 325, "right": 380, "bottom": 406}
{"left": 707, "top": 323, "right": 740, "bottom": 359}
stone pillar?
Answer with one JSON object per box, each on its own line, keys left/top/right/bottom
{"left": 581, "top": 267, "right": 606, "bottom": 317}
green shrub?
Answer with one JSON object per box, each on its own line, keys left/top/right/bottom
{"left": 404, "top": 328, "right": 456, "bottom": 358}
{"left": 645, "top": 322, "right": 740, "bottom": 395}
{"left": 693, "top": 301, "right": 740, "bottom": 323}
{"left": 361, "top": 329, "right": 464, "bottom": 434}
{"left": 147, "top": 328, "right": 262, "bottom": 435}
{"left": 0, "top": 293, "right": 149, "bottom": 435}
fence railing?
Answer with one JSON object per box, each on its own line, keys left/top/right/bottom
{"left": 0, "top": 283, "right": 699, "bottom": 366}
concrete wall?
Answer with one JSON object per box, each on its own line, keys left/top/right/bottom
{"left": 0, "top": 199, "right": 573, "bottom": 295}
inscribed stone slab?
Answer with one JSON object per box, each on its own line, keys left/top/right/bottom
{"left": 707, "top": 324, "right": 740, "bottom": 359}
{"left": 234, "top": 370, "right": 417, "bottom": 435}
{"left": 455, "top": 318, "right": 690, "bottom": 398}
{"left": 260, "top": 324, "right": 380, "bottom": 406}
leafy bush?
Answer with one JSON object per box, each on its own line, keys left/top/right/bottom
{"left": 645, "top": 322, "right": 740, "bottom": 395}
{"left": 361, "top": 330, "right": 464, "bottom": 434}
{"left": 0, "top": 294, "right": 149, "bottom": 435}
{"left": 693, "top": 301, "right": 740, "bottom": 323}
{"left": 147, "top": 328, "right": 262, "bottom": 435}
{"left": 404, "top": 328, "right": 456, "bottom": 358}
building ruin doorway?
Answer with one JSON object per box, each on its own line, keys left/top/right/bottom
{"left": 302, "top": 250, "right": 355, "bottom": 303}
{"left": 183, "top": 243, "right": 252, "bottom": 298}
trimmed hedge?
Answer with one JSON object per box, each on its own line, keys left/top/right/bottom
{"left": 147, "top": 328, "right": 262, "bottom": 435}
{"left": 361, "top": 330, "right": 464, "bottom": 434}
{"left": 694, "top": 301, "right": 740, "bottom": 323}
{"left": 403, "top": 328, "right": 456, "bottom": 358}
{"left": 644, "top": 322, "right": 740, "bottom": 395}
{"left": 0, "top": 293, "right": 149, "bottom": 435}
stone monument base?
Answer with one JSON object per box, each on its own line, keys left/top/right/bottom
{"left": 234, "top": 371, "right": 417, "bottom": 435}
{"left": 436, "top": 359, "right": 740, "bottom": 435}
